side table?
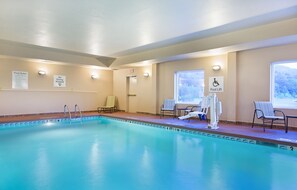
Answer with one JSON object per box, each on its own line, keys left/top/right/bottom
{"left": 176, "top": 108, "right": 190, "bottom": 117}
{"left": 286, "top": 115, "right": 297, "bottom": 133}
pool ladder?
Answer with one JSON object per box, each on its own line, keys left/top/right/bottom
{"left": 74, "top": 104, "right": 83, "bottom": 120}
{"left": 64, "top": 105, "right": 72, "bottom": 120}
{"left": 64, "top": 104, "right": 83, "bottom": 122}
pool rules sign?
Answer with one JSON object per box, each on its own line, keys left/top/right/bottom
{"left": 209, "top": 76, "right": 224, "bottom": 92}
{"left": 12, "top": 71, "right": 28, "bottom": 89}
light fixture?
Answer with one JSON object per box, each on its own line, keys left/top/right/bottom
{"left": 143, "top": 72, "right": 150, "bottom": 77}
{"left": 38, "top": 70, "right": 46, "bottom": 76}
{"left": 91, "top": 74, "right": 98, "bottom": 79}
{"left": 212, "top": 65, "right": 221, "bottom": 71}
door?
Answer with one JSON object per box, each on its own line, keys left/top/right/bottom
{"left": 127, "top": 76, "right": 137, "bottom": 113}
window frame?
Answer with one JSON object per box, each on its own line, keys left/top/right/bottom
{"left": 174, "top": 69, "right": 204, "bottom": 104}
{"left": 270, "top": 60, "right": 297, "bottom": 109}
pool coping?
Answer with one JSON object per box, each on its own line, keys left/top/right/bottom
{"left": 0, "top": 114, "right": 296, "bottom": 151}
{"left": 101, "top": 115, "right": 297, "bottom": 150}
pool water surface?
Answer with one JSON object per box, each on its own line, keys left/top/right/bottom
{"left": 0, "top": 117, "right": 297, "bottom": 190}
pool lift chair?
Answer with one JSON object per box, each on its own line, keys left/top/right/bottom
{"left": 178, "top": 94, "right": 222, "bottom": 129}
{"left": 252, "top": 101, "right": 286, "bottom": 132}
{"left": 178, "top": 96, "right": 210, "bottom": 121}
{"left": 184, "top": 105, "right": 200, "bottom": 122}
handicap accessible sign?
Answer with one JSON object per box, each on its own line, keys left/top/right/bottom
{"left": 209, "top": 76, "right": 224, "bottom": 92}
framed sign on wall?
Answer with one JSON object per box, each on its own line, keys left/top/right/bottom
{"left": 53, "top": 75, "right": 66, "bottom": 87}
{"left": 12, "top": 71, "right": 28, "bottom": 89}
{"left": 209, "top": 76, "right": 224, "bottom": 93}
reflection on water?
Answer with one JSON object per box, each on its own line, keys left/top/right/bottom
{"left": 34, "top": 147, "right": 51, "bottom": 189}
{"left": 88, "top": 139, "right": 103, "bottom": 186}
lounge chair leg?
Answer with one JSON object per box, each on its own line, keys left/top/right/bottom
{"left": 270, "top": 120, "right": 274, "bottom": 129}
{"left": 252, "top": 110, "right": 256, "bottom": 128}
{"left": 161, "top": 111, "right": 164, "bottom": 118}
{"left": 262, "top": 119, "right": 265, "bottom": 132}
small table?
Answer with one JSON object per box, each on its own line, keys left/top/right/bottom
{"left": 176, "top": 106, "right": 200, "bottom": 117}
{"left": 176, "top": 108, "right": 190, "bottom": 117}
{"left": 286, "top": 115, "right": 297, "bottom": 133}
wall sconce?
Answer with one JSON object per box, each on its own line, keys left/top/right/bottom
{"left": 91, "top": 74, "right": 98, "bottom": 79}
{"left": 143, "top": 72, "right": 150, "bottom": 77}
{"left": 212, "top": 65, "right": 221, "bottom": 71}
{"left": 38, "top": 70, "right": 46, "bottom": 76}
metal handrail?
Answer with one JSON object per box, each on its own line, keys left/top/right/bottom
{"left": 74, "top": 104, "right": 82, "bottom": 120}
{"left": 64, "top": 105, "right": 72, "bottom": 120}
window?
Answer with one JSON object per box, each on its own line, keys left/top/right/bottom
{"left": 174, "top": 70, "right": 204, "bottom": 104}
{"left": 271, "top": 61, "right": 297, "bottom": 108}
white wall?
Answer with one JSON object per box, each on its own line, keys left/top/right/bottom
{"left": 1, "top": 42, "right": 297, "bottom": 128}
{"left": 237, "top": 43, "right": 297, "bottom": 125}
{"left": 0, "top": 57, "right": 113, "bottom": 115}
{"left": 157, "top": 55, "right": 228, "bottom": 119}
{"left": 113, "top": 64, "right": 157, "bottom": 114}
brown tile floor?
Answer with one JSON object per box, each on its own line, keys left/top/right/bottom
{"left": 1, "top": 111, "right": 296, "bottom": 147}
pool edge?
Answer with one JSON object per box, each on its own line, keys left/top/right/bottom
{"left": 101, "top": 115, "right": 297, "bottom": 150}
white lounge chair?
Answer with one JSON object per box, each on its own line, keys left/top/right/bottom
{"left": 160, "top": 99, "right": 176, "bottom": 118}
{"left": 252, "top": 101, "right": 286, "bottom": 132}
{"left": 97, "top": 96, "right": 117, "bottom": 113}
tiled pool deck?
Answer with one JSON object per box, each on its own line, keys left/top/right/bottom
{"left": 0, "top": 111, "right": 296, "bottom": 147}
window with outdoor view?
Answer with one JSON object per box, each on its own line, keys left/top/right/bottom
{"left": 174, "top": 70, "right": 204, "bottom": 104}
{"left": 271, "top": 61, "right": 297, "bottom": 108}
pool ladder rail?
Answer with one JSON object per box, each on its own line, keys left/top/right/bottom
{"left": 74, "top": 104, "right": 83, "bottom": 120}
{"left": 63, "top": 104, "right": 83, "bottom": 122}
{"left": 64, "top": 105, "right": 72, "bottom": 120}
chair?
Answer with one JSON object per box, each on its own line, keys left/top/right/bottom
{"left": 97, "top": 96, "right": 117, "bottom": 113}
{"left": 178, "top": 97, "right": 209, "bottom": 121}
{"left": 160, "top": 99, "right": 176, "bottom": 118}
{"left": 252, "top": 101, "right": 286, "bottom": 132}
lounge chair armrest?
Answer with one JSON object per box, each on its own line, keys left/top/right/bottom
{"left": 254, "top": 108, "right": 264, "bottom": 118}
{"left": 191, "top": 106, "right": 199, "bottom": 111}
{"left": 274, "top": 109, "right": 285, "bottom": 117}
{"left": 185, "top": 105, "right": 193, "bottom": 110}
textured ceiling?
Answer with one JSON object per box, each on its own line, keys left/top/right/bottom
{"left": 1, "top": 0, "right": 297, "bottom": 67}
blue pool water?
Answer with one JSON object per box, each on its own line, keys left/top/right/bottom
{"left": 0, "top": 117, "right": 297, "bottom": 190}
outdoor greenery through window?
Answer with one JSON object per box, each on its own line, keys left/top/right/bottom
{"left": 271, "top": 61, "right": 297, "bottom": 108}
{"left": 174, "top": 70, "right": 204, "bottom": 104}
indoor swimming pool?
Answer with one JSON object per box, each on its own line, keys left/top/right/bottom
{"left": 0, "top": 116, "right": 296, "bottom": 190}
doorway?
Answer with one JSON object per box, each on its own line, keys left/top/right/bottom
{"left": 127, "top": 76, "right": 137, "bottom": 113}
